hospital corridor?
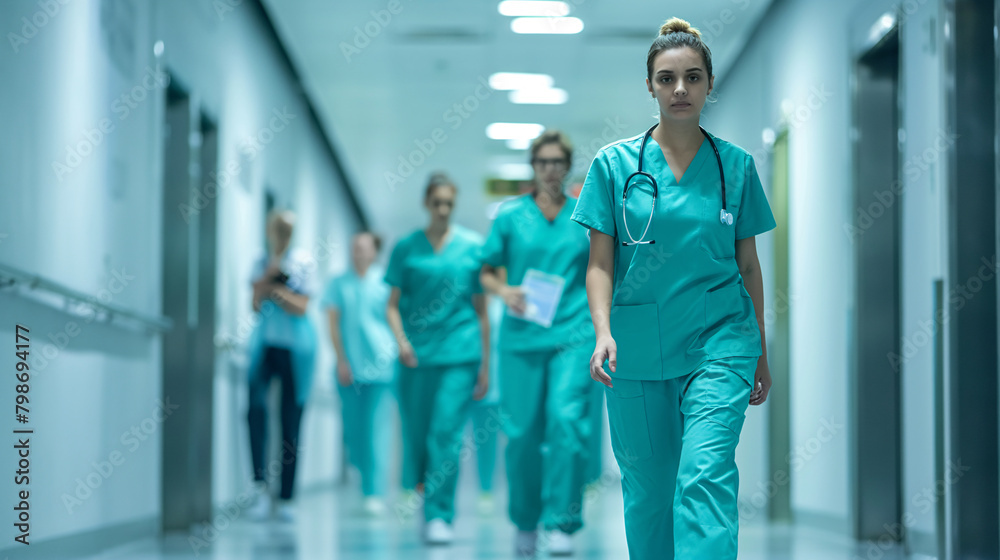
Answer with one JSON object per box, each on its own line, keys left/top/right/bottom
{"left": 1, "top": 0, "right": 998, "bottom": 559}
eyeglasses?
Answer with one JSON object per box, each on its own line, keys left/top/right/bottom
{"left": 429, "top": 199, "right": 454, "bottom": 208}
{"left": 532, "top": 158, "right": 569, "bottom": 169}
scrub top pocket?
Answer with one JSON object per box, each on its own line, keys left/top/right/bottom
{"left": 608, "top": 303, "right": 661, "bottom": 380}
{"left": 703, "top": 284, "right": 759, "bottom": 357}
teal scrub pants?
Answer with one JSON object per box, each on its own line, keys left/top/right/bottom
{"left": 470, "top": 403, "right": 501, "bottom": 492}
{"left": 604, "top": 357, "right": 755, "bottom": 560}
{"left": 500, "top": 346, "right": 593, "bottom": 534}
{"left": 338, "top": 382, "right": 392, "bottom": 497}
{"left": 398, "top": 361, "right": 478, "bottom": 523}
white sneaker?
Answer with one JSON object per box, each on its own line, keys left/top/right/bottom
{"left": 424, "top": 518, "right": 454, "bottom": 545}
{"left": 477, "top": 492, "right": 496, "bottom": 516}
{"left": 515, "top": 529, "right": 538, "bottom": 557}
{"left": 246, "top": 483, "right": 272, "bottom": 521}
{"left": 362, "top": 496, "right": 386, "bottom": 516}
{"left": 547, "top": 530, "right": 573, "bottom": 556}
{"left": 275, "top": 500, "right": 295, "bottom": 523}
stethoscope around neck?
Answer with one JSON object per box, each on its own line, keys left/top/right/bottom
{"left": 621, "top": 123, "right": 733, "bottom": 246}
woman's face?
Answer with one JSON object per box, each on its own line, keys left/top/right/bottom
{"left": 425, "top": 185, "right": 456, "bottom": 222}
{"left": 351, "top": 233, "right": 377, "bottom": 270}
{"left": 532, "top": 142, "right": 569, "bottom": 193}
{"left": 646, "top": 46, "right": 713, "bottom": 124}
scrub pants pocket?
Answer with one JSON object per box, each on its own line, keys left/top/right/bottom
{"left": 605, "top": 380, "right": 652, "bottom": 463}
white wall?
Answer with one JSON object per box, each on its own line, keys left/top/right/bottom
{"left": 0, "top": 0, "right": 361, "bottom": 548}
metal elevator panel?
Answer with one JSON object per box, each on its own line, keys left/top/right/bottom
{"left": 852, "top": 26, "right": 903, "bottom": 541}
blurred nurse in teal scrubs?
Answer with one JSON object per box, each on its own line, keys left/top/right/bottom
{"left": 384, "top": 172, "right": 490, "bottom": 546}
{"left": 572, "top": 18, "right": 776, "bottom": 560}
{"left": 323, "top": 231, "right": 397, "bottom": 516}
{"left": 480, "top": 131, "right": 597, "bottom": 557}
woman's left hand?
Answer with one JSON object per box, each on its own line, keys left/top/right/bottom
{"left": 473, "top": 362, "right": 490, "bottom": 401}
{"left": 749, "top": 358, "right": 771, "bottom": 406}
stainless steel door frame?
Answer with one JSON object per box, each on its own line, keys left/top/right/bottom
{"left": 943, "top": 1, "right": 999, "bottom": 558}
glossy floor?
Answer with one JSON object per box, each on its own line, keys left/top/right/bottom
{"left": 81, "top": 478, "right": 913, "bottom": 560}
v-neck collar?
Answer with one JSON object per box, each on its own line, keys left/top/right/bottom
{"left": 528, "top": 192, "right": 570, "bottom": 225}
{"left": 648, "top": 134, "right": 710, "bottom": 186}
{"left": 422, "top": 226, "right": 454, "bottom": 255}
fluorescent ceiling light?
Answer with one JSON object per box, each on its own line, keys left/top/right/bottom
{"left": 506, "top": 138, "right": 531, "bottom": 150}
{"left": 498, "top": 1, "right": 570, "bottom": 17}
{"left": 489, "top": 72, "right": 554, "bottom": 91}
{"left": 509, "top": 87, "right": 568, "bottom": 105}
{"left": 511, "top": 16, "right": 583, "bottom": 34}
{"left": 486, "top": 122, "right": 544, "bottom": 140}
{"left": 496, "top": 163, "right": 534, "bottom": 180}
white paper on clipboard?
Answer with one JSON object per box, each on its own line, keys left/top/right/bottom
{"left": 507, "top": 268, "right": 565, "bottom": 328}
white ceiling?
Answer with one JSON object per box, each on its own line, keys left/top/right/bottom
{"left": 261, "top": 0, "right": 772, "bottom": 240}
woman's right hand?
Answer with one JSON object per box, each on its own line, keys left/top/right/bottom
{"left": 499, "top": 285, "right": 527, "bottom": 314}
{"left": 336, "top": 361, "right": 353, "bottom": 387}
{"left": 398, "top": 340, "right": 418, "bottom": 368}
{"left": 590, "top": 334, "right": 616, "bottom": 388}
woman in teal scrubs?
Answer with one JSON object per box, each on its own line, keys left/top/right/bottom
{"left": 480, "top": 130, "right": 595, "bottom": 557}
{"left": 323, "top": 231, "right": 397, "bottom": 516}
{"left": 571, "top": 18, "right": 776, "bottom": 560}
{"left": 385, "top": 172, "right": 490, "bottom": 545}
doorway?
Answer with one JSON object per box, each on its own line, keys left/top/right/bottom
{"left": 851, "top": 25, "right": 902, "bottom": 541}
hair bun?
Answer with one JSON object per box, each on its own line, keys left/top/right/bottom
{"left": 659, "top": 17, "right": 701, "bottom": 40}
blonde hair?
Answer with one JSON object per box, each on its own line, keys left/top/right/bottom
{"left": 647, "top": 17, "right": 713, "bottom": 80}
{"left": 529, "top": 129, "right": 574, "bottom": 169}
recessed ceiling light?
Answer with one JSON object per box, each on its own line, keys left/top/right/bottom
{"left": 509, "top": 87, "right": 568, "bottom": 105}
{"left": 498, "top": 1, "right": 570, "bottom": 17}
{"left": 506, "top": 138, "right": 531, "bottom": 150}
{"left": 511, "top": 16, "right": 583, "bottom": 34}
{"left": 489, "top": 72, "right": 554, "bottom": 91}
{"left": 486, "top": 122, "right": 545, "bottom": 140}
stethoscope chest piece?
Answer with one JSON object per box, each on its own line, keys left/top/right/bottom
{"left": 621, "top": 124, "right": 732, "bottom": 246}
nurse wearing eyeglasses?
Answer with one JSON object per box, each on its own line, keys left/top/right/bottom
{"left": 571, "top": 18, "right": 776, "bottom": 560}
{"left": 480, "top": 130, "right": 595, "bottom": 557}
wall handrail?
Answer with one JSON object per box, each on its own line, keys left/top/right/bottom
{"left": 0, "top": 261, "right": 173, "bottom": 334}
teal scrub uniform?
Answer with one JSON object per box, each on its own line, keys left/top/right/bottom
{"left": 470, "top": 296, "right": 505, "bottom": 493}
{"left": 480, "top": 194, "right": 596, "bottom": 534}
{"left": 322, "top": 264, "right": 397, "bottom": 497}
{"left": 571, "top": 130, "right": 776, "bottom": 559}
{"left": 384, "top": 225, "right": 485, "bottom": 523}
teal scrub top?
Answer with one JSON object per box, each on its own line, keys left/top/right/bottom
{"left": 570, "top": 129, "right": 776, "bottom": 382}
{"left": 384, "top": 224, "right": 484, "bottom": 367}
{"left": 322, "top": 264, "right": 398, "bottom": 384}
{"left": 480, "top": 194, "right": 594, "bottom": 352}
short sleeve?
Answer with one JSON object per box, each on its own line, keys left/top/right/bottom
{"left": 468, "top": 236, "right": 485, "bottom": 294}
{"left": 384, "top": 238, "right": 406, "bottom": 288}
{"left": 735, "top": 154, "right": 777, "bottom": 240}
{"left": 321, "top": 277, "right": 343, "bottom": 310}
{"left": 480, "top": 211, "right": 508, "bottom": 267}
{"left": 571, "top": 151, "right": 617, "bottom": 236}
